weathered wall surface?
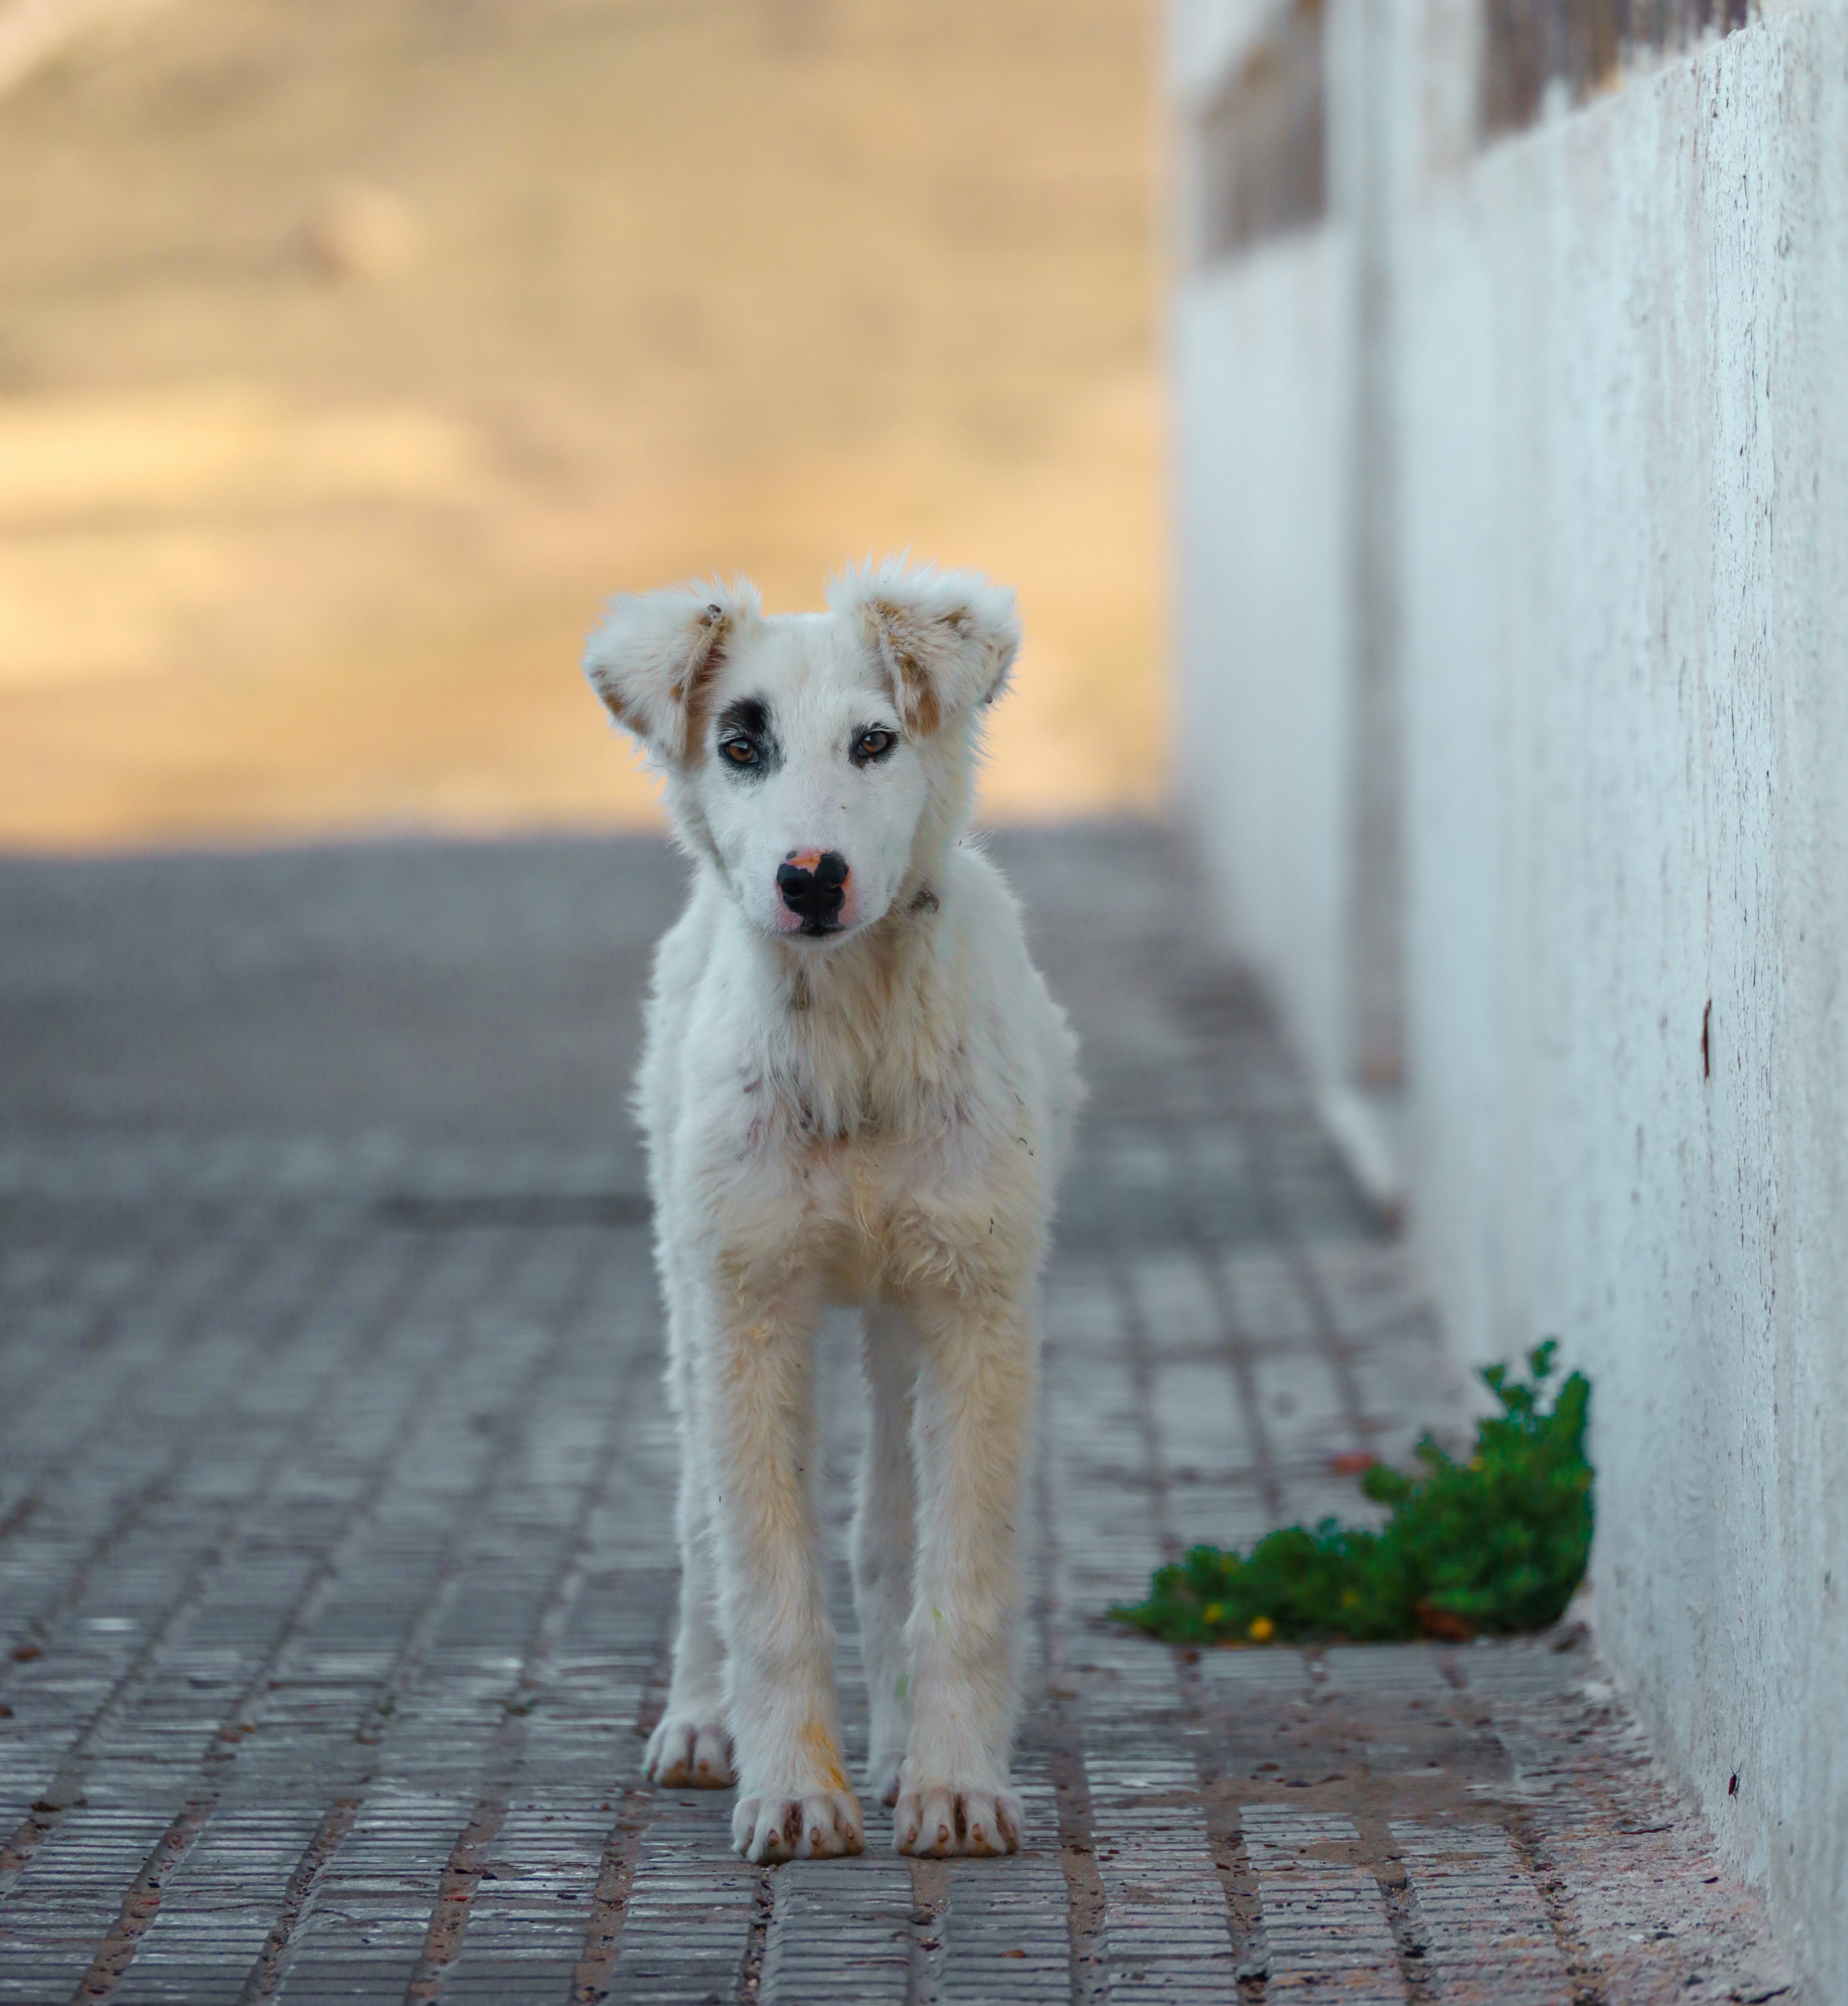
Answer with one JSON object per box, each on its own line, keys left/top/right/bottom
{"left": 1173, "top": 232, "right": 1355, "bottom": 1086}
{"left": 1398, "top": 17, "right": 1848, "bottom": 1988}
{"left": 1171, "top": 0, "right": 1412, "bottom": 1094}
{"left": 1171, "top": 2, "right": 1848, "bottom": 1991}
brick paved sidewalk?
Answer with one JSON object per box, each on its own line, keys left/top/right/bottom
{"left": 0, "top": 827, "right": 1797, "bottom": 2004}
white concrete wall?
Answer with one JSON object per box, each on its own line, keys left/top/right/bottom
{"left": 1172, "top": 0, "right": 1412, "bottom": 1094}
{"left": 1397, "top": 17, "right": 1848, "bottom": 1989}
{"left": 1173, "top": 2, "right": 1848, "bottom": 1991}
{"left": 1173, "top": 232, "right": 1355, "bottom": 1087}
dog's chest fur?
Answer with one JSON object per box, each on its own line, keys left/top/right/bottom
{"left": 649, "top": 863, "right": 1056, "bottom": 1302}
{"left": 751, "top": 908, "right": 978, "bottom": 1140}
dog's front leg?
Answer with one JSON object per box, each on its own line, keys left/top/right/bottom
{"left": 894, "top": 1289, "right": 1035, "bottom": 1858}
{"left": 698, "top": 1275, "right": 862, "bottom": 1863}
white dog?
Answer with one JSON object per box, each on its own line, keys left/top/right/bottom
{"left": 583, "top": 556, "right": 1081, "bottom": 1864}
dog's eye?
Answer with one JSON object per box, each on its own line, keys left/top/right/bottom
{"left": 853, "top": 728, "right": 897, "bottom": 765}
{"left": 721, "top": 738, "right": 758, "bottom": 767}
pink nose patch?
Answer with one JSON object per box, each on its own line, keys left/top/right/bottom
{"left": 776, "top": 851, "right": 850, "bottom": 930}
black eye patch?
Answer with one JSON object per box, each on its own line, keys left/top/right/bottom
{"left": 715, "top": 696, "right": 781, "bottom": 777}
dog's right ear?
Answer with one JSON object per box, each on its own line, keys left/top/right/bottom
{"left": 583, "top": 578, "right": 761, "bottom": 765}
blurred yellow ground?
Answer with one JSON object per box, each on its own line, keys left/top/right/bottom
{"left": 0, "top": 0, "right": 1165, "bottom": 851}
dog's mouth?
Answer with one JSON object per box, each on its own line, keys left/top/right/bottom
{"left": 766, "top": 903, "right": 856, "bottom": 944}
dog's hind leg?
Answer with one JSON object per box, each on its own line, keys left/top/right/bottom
{"left": 644, "top": 1295, "right": 734, "bottom": 1789}
{"left": 853, "top": 1303, "right": 918, "bottom": 1809}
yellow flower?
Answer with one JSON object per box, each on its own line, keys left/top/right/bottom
{"left": 1469, "top": 1456, "right": 1485, "bottom": 1472}
{"left": 1202, "top": 1603, "right": 1223, "bottom": 1625}
{"left": 1248, "top": 1616, "right": 1275, "bottom": 1643}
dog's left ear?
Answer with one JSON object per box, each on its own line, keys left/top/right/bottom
{"left": 827, "top": 557, "right": 1020, "bottom": 736}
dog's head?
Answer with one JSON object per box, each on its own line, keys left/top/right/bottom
{"left": 584, "top": 557, "right": 1018, "bottom": 946}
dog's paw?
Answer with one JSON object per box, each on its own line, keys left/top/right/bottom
{"left": 867, "top": 1752, "right": 906, "bottom": 1809}
{"left": 893, "top": 1784, "right": 1023, "bottom": 1858}
{"left": 645, "top": 1715, "right": 734, "bottom": 1789}
{"left": 732, "top": 1789, "right": 864, "bottom": 1863}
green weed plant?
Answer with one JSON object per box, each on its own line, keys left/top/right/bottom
{"left": 1111, "top": 1343, "right": 1592, "bottom": 1646}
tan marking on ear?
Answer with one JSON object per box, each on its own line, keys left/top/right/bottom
{"left": 592, "top": 678, "right": 643, "bottom": 734}
{"left": 896, "top": 649, "right": 942, "bottom": 737}
{"left": 860, "top": 599, "right": 943, "bottom": 738}
{"left": 673, "top": 605, "right": 734, "bottom": 766}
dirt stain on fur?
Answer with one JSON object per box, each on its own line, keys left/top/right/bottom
{"left": 800, "top": 1720, "right": 850, "bottom": 1793}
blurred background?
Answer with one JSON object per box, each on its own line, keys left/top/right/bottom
{"left": 3, "top": 3, "right": 1846, "bottom": 1993}
{"left": 0, "top": 0, "right": 1163, "bottom": 848}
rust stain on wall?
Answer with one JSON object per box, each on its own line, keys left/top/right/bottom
{"left": 1482, "top": 0, "right": 1755, "bottom": 138}
{"left": 1193, "top": 0, "right": 1325, "bottom": 264}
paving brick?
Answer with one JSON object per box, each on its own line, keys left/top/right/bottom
{"left": 605, "top": 1794, "right": 758, "bottom": 2005}
{"left": 1239, "top": 1807, "right": 1404, "bottom": 2002}
{"left": 270, "top": 1788, "right": 472, "bottom": 1998}
{"left": 1391, "top": 1820, "right": 1571, "bottom": 2006}
{"left": 114, "top": 1807, "right": 329, "bottom": 2006}
{"left": 435, "top": 1804, "right": 612, "bottom": 2005}
{"left": 0, "top": 1804, "right": 178, "bottom": 2003}
{"left": 939, "top": 1855, "right": 1070, "bottom": 2004}
{"left": 761, "top": 1856, "right": 912, "bottom": 2004}
{"left": 1090, "top": 1781, "right": 1239, "bottom": 2002}
{"left": 1081, "top": 1636, "right": 1239, "bottom": 2006}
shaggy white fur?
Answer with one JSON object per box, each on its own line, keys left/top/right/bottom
{"left": 584, "top": 557, "right": 1082, "bottom": 1863}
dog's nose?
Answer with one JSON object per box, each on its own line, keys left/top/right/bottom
{"left": 777, "top": 850, "right": 849, "bottom": 925}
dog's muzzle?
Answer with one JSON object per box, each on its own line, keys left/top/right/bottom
{"left": 777, "top": 850, "right": 849, "bottom": 933}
